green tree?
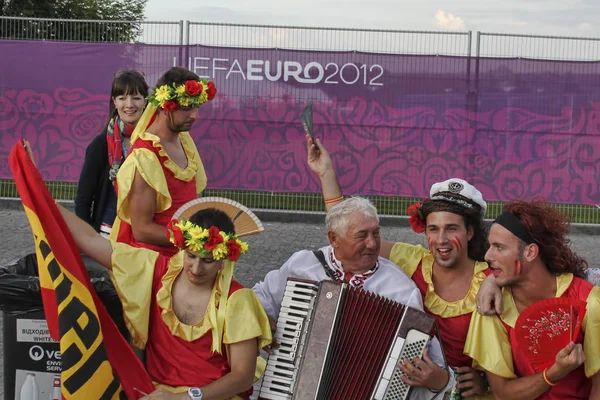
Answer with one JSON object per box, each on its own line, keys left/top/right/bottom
{"left": 0, "top": 0, "right": 147, "bottom": 42}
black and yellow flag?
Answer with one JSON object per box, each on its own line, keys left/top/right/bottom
{"left": 10, "top": 140, "right": 155, "bottom": 399}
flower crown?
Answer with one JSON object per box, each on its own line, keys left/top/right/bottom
{"left": 147, "top": 79, "right": 217, "bottom": 112}
{"left": 166, "top": 219, "right": 248, "bottom": 261}
{"left": 408, "top": 199, "right": 428, "bottom": 234}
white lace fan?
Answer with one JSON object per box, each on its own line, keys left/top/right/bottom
{"left": 172, "top": 197, "right": 264, "bottom": 237}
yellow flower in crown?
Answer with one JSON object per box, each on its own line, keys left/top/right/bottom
{"left": 166, "top": 219, "right": 248, "bottom": 261}
{"left": 154, "top": 85, "right": 171, "bottom": 103}
{"left": 212, "top": 243, "right": 228, "bottom": 261}
{"left": 236, "top": 239, "right": 249, "bottom": 253}
{"left": 188, "top": 225, "right": 209, "bottom": 241}
{"left": 186, "top": 237, "right": 203, "bottom": 253}
{"left": 199, "top": 91, "right": 208, "bottom": 104}
{"left": 179, "top": 97, "right": 191, "bottom": 107}
{"left": 180, "top": 220, "right": 194, "bottom": 231}
{"left": 175, "top": 85, "right": 187, "bottom": 96}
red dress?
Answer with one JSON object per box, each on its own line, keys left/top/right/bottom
{"left": 109, "top": 244, "right": 272, "bottom": 398}
{"left": 147, "top": 256, "right": 247, "bottom": 395}
{"left": 465, "top": 274, "right": 600, "bottom": 400}
{"left": 410, "top": 262, "right": 492, "bottom": 368}
{"left": 112, "top": 131, "right": 206, "bottom": 257}
{"left": 500, "top": 277, "right": 593, "bottom": 399}
{"left": 390, "top": 242, "right": 494, "bottom": 400}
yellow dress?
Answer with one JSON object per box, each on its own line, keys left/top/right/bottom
{"left": 464, "top": 274, "right": 600, "bottom": 399}
{"left": 389, "top": 242, "right": 493, "bottom": 399}
{"left": 109, "top": 243, "right": 272, "bottom": 399}
{"left": 110, "top": 131, "right": 207, "bottom": 256}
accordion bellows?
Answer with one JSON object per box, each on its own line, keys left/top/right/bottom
{"left": 259, "top": 279, "right": 437, "bottom": 400}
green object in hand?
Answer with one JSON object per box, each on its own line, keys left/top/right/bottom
{"left": 301, "top": 103, "right": 318, "bottom": 150}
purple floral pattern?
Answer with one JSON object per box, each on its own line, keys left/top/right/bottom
{"left": 2, "top": 41, "right": 600, "bottom": 205}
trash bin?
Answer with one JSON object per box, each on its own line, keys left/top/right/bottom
{"left": 0, "top": 253, "right": 127, "bottom": 400}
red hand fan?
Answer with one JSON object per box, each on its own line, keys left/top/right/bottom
{"left": 515, "top": 297, "right": 587, "bottom": 372}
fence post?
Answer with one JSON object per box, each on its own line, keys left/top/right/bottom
{"left": 178, "top": 20, "right": 184, "bottom": 67}
{"left": 185, "top": 20, "right": 191, "bottom": 70}
{"left": 475, "top": 31, "right": 481, "bottom": 112}
{"left": 466, "top": 30, "right": 473, "bottom": 109}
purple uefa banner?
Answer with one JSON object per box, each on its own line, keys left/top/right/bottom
{"left": 1, "top": 40, "right": 600, "bottom": 205}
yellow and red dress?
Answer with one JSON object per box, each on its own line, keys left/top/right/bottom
{"left": 111, "top": 131, "right": 207, "bottom": 257}
{"left": 109, "top": 243, "right": 272, "bottom": 399}
{"left": 465, "top": 274, "right": 600, "bottom": 399}
{"left": 389, "top": 242, "right": 493, "bottom": 399}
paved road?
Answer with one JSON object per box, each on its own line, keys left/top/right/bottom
{"left": 1, "top": 208, "right": 599, "bottom": 399}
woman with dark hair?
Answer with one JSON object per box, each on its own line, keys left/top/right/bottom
{"left": 75, "top": 70, "right": 149, "bottom": 237}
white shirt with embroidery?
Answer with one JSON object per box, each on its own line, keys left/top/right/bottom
{"left": 252, "top": 245, "right": 455, "bottom": 399}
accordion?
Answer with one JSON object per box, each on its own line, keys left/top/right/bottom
{"left": 258, "top": 278, "right": 437, "bottom": 400}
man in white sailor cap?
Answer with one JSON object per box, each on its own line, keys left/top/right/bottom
{"left": 386, "top": 178, "right": 493, "bottom": 398}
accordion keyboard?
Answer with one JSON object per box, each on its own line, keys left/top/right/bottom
{"left": 259, "top": 280, "right": 319, "bottom": 400}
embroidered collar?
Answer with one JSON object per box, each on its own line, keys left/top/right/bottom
{"left": 327, "top": 248, "right": 379, "bottom": 288}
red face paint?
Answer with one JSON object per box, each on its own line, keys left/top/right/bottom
{"left": 450, "top": 237, "right": 462, "bottom": 253}
{"left": 427, "top": 237, "right": 434, "bottom": 251}
{"left": 513, "top": 260, "right": 522, "bottom": 276}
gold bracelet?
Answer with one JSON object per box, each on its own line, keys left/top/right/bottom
{"left": 543, "top": 368, "right": 557, "bottom": 386}
{"left": 324, "top": 195, "right": 344, "bottom": 204}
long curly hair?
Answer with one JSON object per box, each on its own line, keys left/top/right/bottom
{"left": 420, "top": 192, "right": 489, "bottom": 261}
{"left": 505, "top": 200, "right": 588, "bottom": 278}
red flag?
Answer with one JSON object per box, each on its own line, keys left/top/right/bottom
{"left": 9, "top": 140, "right": 155, "bottom": 399}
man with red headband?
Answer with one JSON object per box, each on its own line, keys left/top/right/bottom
{"left": 465, "top": 200, "right": 600, "bottom": 399}
{"left": 305, "top": 136, "right": 493, "bottom": 398}
{"left": 111, "top": 67, "right": 217, "bottom": 256}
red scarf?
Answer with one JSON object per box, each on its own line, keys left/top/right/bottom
{"left": 106, "top": 116, "right": 135, "bottom": 190}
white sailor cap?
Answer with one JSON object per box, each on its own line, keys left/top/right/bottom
{"left": 429, "top": 178, "right": 487, "bottom": 217}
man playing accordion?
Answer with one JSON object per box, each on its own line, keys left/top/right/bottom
{"left": 253, "top": 197, "right": 455, "bottom": 398}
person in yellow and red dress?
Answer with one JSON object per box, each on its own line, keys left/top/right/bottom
{"left": 306, "top": 135, "right": 493, "bottom": 398}
{"left": 466, "top": 200, "right": 600, "bottom": 399}
{"left": 111, "top": 67, "right": 217, "bottom": 257}
{"left": 56, "top": 197, "right": 272, "bottom": 400}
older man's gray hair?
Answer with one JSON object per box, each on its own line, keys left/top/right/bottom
{"left": 325, "top": 197, "right": 379, "bottom": 236}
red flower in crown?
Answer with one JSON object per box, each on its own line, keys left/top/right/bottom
{"left": 166, "top": 219, "right": 175, "bottom": 239}
{"left": 206, "top": 81, "right": 217, "bottom": 100}
{"left": 185, "top": 80, "right": 203, "bottom": 96}
{"left": 173, "top": 227, "right": 185, "bottom": 247}
{"left": 408, "top": 201, "right": 426, "bottom": 233}
{"left": 167, "top": 219, "right": 185, "bottom": 247}
{"left": 162, "top": 100, "right": 179, "bottom": 112}
{"left": 204, "top": 226, "right": 224, "bottom": 251}
{"left": 226, "top": 239, "right": 242, "bottom": 261}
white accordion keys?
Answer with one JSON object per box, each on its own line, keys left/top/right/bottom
{"left": 259, "top": 280, "right": 319, "bottom": 400}
{"left": 373, "top": 329, "right": 431, "bottom": 400}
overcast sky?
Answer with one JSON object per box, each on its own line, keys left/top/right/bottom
{"left": 145, "top": 0, "right": 600, "bottom": 36}
{"left": 143, "top": 0, "right": 600, "bottom": 59}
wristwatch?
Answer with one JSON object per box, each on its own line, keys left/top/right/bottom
{"left": 188, "top": 387, "right": 203, "bottom": 400}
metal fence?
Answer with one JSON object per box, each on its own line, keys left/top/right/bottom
{"left": 1, "top": 17, "right": 600, "bottom": 223}
{"left": 477, "top": 31, "right": 600, "bottom": 61}
{"left": 0, "top": 16, "right": 183, "bottom": 44}
{"left": 187, "top": 21, "right": 472, "bottom": 56}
